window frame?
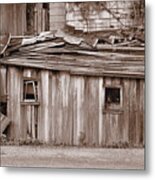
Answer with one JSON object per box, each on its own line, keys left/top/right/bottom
{"left": 104, "top": 85, "right": 123, "bottom": 111}
{"left": 21, "top": 78, "right": 39, "bottom": 103}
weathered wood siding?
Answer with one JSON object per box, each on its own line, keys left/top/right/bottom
{"left": 0, "top": 65, "right": 7, "bottom": 102}
{"left": 101, "top": 77, "right": 144, "bottom": 147}
{"left": 49, "top": 3, "right": 66, "bottom": 31}
{"left": 66, "top": 0, "right": 144, "bottom": 32}
{"left": 7, "top": 67, "right": 21, "bottom": 139}
{"left": 33, "top": 3, "right": 49, "bottom": 34}
{"left": 6, "top": 67, "right": 144, "bottom": 147}
{"left": 0, "top": 4, "right": 26, "bottom": 35}
{"left": 27, "top": 2, "right": 65, "bottom": 34}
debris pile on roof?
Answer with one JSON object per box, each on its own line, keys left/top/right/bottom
{"left": 0, "top": 28, "right": 144, "bottom": 79}
{"left": 0, "top": 27, "right": 144, "bottom": 56}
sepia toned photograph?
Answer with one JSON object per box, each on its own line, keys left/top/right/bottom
{"left": 0, "top": 0, "right": 145, "bottom": 169}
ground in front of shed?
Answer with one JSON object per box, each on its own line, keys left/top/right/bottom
{"left": 1, "top": 146, "right": 144, "bottom": 169}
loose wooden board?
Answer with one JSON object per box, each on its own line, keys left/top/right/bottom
{"left": 0, "top": 33, "right": 11, "bottom": 55}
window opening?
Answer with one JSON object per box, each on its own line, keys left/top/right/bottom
{"left": 105, "top": 87, "right": 120, "bottom": 105}
{"left": 23, "top": 80, "right": 38, "bottom": 102}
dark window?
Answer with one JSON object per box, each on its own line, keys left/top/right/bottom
{"left": 23, "top": 80, "right": 38, "bottom": 102}
{"left": 105, "top": 87, "right": 120, "bottom": 104}
{"left": 43, "top": 3, "right": 49, "bottom": 9}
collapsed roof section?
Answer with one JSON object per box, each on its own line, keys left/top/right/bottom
{"left": 0, "top": 29, "right": 144, "bottom": 79}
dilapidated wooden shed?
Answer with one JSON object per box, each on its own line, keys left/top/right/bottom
{"left": 0, "top": 29, "right": 144, "bottom": 147}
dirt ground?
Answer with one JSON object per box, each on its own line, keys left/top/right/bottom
{"left": 1, "top": 146, "right": 144, "bottom": 169}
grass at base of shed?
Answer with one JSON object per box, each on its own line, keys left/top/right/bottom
{"left": 0, "top": 137, "right": 144, "bottom": 149}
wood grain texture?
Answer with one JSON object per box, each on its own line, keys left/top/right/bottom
{"left": 7, "top": 67, "right": 21, "bottom": 139}
{"left": 1, "top": 57, "right": 144, "bottom": 79}
{"left": 5, "top": 66, "right": 144, "bottom": 147}
{"left": 129, "top": 79, "right": 137, "bottom": 145}
{"left": 122, "top": 79, "right": 130, "bottom": 143}
{"left": 0, "top": 66, "right": 7, "bottom": 102}
{"left": 0, "top": 4, "right": 26, "bottom": 35}
{"left": 84, "top": 77, "right": 100, "bottom": 146}
{"left": 49, "top": 3, "right": 66, "bottom": 31}
{"left": 139, "top": 80, "right": 145, "bottom": 146}
{"left": 70, "top": 76, "right": 85, "bottom": 145}
{"left": 49, "top": 72, "right": 71, "bottom": 145}
{"left": 39, "top": 70, "right": 50, "bottom": 142}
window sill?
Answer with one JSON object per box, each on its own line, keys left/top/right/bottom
{"left": 21, "top": 101, "right": 40, "bottom": 106}
{"left": 103, "top": 109, "right": 124, "bottom": 114}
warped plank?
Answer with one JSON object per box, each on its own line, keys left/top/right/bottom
{"left": 0, "top": 113, "right": 10, "bottom": 134}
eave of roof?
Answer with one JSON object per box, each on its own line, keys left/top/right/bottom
{"left": 0, "top": 52, "right": 144, "bottom": 79}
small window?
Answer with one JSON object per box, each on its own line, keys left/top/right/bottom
{"left": 105, "top": 87, "right": 120, "bottom": 105}
{"left": 23, "top": 80, "right": 38, "bottom": 102}
{"left": 104, "top": 87, "right": 122, "bottom": 110}
{"left": 43, "top": 3, "right": 49, "bottom": 9}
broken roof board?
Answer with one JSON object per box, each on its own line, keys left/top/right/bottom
{"left": 0, "top": 30, "right": 144, "bottom": 79}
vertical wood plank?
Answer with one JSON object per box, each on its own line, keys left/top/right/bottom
{"left": 7, "top": 67, "right": 21, "bottom": 140}
{"left": 55, "top": 73, "right": 63, "bottom": 145}
{"left": 136, "top": 79, "right": 140, "bottom": 145}
{"left": 122, "top": 78, "right": 130, "bottom": 143}
{"left": 39, "top": 70, "right": 49, "bottom": 142}
{"left": 84, "top": 77, "right": 100, "bottom": 146}
{"left": 20, "top": 106, "right": 28, "bottom": 140}
{"left": 50, "top": 72, "right": 71, "bottom": 145}
{"left": 69, "top": 76, "right": 85, "bottom": 146}
{"left": 98, "top": 77, "right": 104, "bottom": 146}
{"left": 129, "top": 79, "right": 137, "bottom": 146}
{"left": 61, "top": 73, "right": 71, "bottom": 145}
{"left": 26, "top": 105, "right": 32, "bottom": 138}
{"left": 31, "top": 106, "right": 35, "bottom": 139}
{"left": 0, "top": 66, "right": 7, "bottom": 102}
{"left": 139, "top": 80, "right": 145, "bottom": 146}
{"left": 51, "top": 72, "right": 57, "bottom": 144}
